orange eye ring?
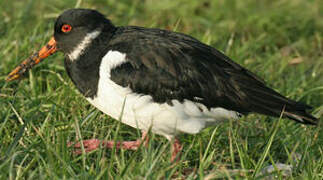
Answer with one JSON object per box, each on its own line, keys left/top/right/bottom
{"left": 61, "top": 24, "right": 72, "bottom": 33}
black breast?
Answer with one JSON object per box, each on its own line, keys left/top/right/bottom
{"left": 64, "top": 39, "right": 109, "bottom": 98}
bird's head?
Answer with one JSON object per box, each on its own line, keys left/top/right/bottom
{"left": 6, "top": 8, "right": 114, "bottom": 81}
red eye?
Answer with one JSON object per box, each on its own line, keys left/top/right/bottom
{"left": 61, "top": 24, "right": 72, "bottom": 33}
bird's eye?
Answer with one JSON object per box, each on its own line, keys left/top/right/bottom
{"left": 61, "top": 24, "right": 72, "bottom": 33}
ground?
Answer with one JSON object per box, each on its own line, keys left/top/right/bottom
{"left": 0, "top": 0, "right": 322, "bottom": 179}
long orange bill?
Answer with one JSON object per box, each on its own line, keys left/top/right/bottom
{"left": 6, "top": 37, "right": 57, "bottom": 82}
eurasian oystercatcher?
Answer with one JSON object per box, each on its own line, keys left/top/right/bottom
{"left": 7, "top": 9, "right": 318, "bottom": 161}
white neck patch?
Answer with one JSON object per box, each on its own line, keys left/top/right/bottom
{"left": 67, "top": 29, "right": 101, "bottom": 61}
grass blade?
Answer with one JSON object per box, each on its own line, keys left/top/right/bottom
{"left": 252, "top": 115, "right": 282, "bottom": 177}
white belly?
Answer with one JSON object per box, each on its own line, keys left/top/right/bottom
{"left": 87, "top": 51, "right": 240, "bottom": 138}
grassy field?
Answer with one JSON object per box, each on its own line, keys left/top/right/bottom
{"left": 0, "top": 0, "right": 322, "bottom": 179}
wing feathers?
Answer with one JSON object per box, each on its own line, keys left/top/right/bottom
{"left": 109, "top": 26, "right": 318, "bottom": 125}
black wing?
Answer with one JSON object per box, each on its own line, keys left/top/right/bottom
{"left": 108, "top": 26, "right": 317, "bottom": 125}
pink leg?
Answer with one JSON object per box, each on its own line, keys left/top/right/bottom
{"left": 70, "top": 131, "right": 149, "bottom": 154}
{"left": 171, "top": 138, "right": 182, "bottom": 162}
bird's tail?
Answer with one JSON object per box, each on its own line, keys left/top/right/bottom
{"left": 282, "top": 107, "right": 318, "bottom": 125}
{"left": 238, "top": 81, "right": 318, "bottom": 125}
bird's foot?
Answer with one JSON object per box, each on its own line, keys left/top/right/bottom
{"left": 69, "top": 132, "right": 148, "bottom": 154}
{"left": 69, "top": 139, "right": 141, "bottom": 154}
{"left": 171, "top": 138, "right": 183, "bottom": 162}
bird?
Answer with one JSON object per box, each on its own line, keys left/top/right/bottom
{"left": 6, "top": 8, "right": 318, "bottom": 161}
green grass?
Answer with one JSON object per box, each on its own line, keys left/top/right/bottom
{"left": 0, "top": 0, "right": 322, "bottom": 179}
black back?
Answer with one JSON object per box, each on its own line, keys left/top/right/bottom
{"left": 107, "top": 26, "right": 317, "bottom": 124}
